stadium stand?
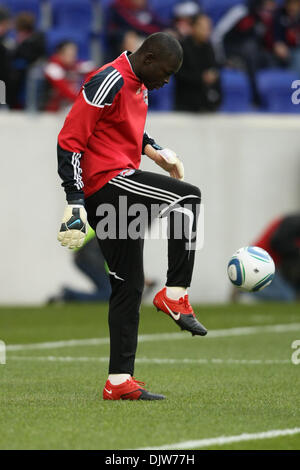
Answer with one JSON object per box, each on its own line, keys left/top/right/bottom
{"left": 46, "top": 0, "right": 95, "bottom": 61}
{"left": 257, "top": 68, "right": 300, "bottom": 113}
{"left": 220, "top": 68, "right": 253, "bottom": 112}
{"left": 201, "top": 0, "right": 246, "bottom": 24}
{"left": 50, "top": 0, "right": 93, "bottom": 32}
{"left": 148, "top": 0, "right": 183, "bottom": 22}
{"left": 0, "top": 0, "right": 299, "bottom": 112}
{"left": 148, "top": 76, "right": 175, "bottom": 111}
{"left": 45, "top": 29, "right": 91, "bottom": 60}
{"left": 100, "top": 0, "right": 114, "bottom": 7}
{"left": 0, "top": 0, "right": 40, "bottom": 18}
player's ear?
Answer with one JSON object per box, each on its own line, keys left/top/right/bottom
{"left": 143, "top": 52, "right": 155, "bottom": 65}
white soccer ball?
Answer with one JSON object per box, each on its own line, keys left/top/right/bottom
{"left": 227, "top": 246, "right": 275, "bottom": 292}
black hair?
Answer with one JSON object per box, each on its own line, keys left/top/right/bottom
{"left": 139, "top": 32, "right": 183, "bottom": 64}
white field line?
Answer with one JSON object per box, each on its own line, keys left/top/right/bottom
{"left": 8, "top": 356, "right": 291, "bottom": 365}
{"left": 6, "top": 322, "right": 300, "bottom": 352}
{"left": 140, "top": 427, "right": 300, "bottom": 450}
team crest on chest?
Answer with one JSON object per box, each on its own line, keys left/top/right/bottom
{"left": 143, "top": 89, "right": 148, "bottom": 105}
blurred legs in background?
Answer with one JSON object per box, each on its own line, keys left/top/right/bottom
{"left": 232, "top": 271, "right": 298, "bottom": 303}
{"left": 48, "top": 234, "right": 157, "bottom": 304}
{"left": 62, "top": 237, "right": 112, "bottom": 302}
{"left": 225, "top": 37, "right": 276, "bottom": 105}
{"left": 252, "top": 271, "right": 297, "bottom": 302}
{"left": 48, "top": 236, "right": 111, "bottom": 304}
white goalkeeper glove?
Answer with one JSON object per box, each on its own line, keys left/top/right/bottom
{"left": 144, "top": 144, "right": 184, "bottom": 181}
{"left": 57, "top": 204, "right": 87, "bottom": 249}
{"left": 157, "top": 148, "right": 184, "bottom": 181}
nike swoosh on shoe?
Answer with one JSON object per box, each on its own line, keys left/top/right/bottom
{"left": 162, "top": 300, "right": 181, "bottom": 321}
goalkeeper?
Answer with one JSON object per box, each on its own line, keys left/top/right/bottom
{"left": 57, "top": 32, "right": 207, "bottom": 401}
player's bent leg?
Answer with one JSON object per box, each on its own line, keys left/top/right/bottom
{"left": 118, "top": 172, "right": 206, "bottom": 336}
{"left": 108, "top": 170, "right": 207, "bottom": 337}
{"left": 153, "top": 287, "right": 207, "bottom": 336}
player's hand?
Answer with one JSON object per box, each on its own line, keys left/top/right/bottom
{"left": 144, "top": 144, "right": 184, "bottom": 181}
{"left": 57, "top": 204, "right": 87, "bottom": 249}
{"left": 156, "top": 148, "right": 185, "bottom": 181}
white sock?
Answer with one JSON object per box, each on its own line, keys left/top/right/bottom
{"left": 108, "top": 374, "right": 131, "bottom": 385}
{"left": 166, "top": 286, "right": 187, "bottom": 301}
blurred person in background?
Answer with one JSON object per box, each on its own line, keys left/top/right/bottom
{"left": 49, "top": 227, "right": 156, "bottom": 304}
{"left": 9, "top": 12, "right": 46, "bottom": 109}
{"left": 43, "top": 40, "right": 94, "bottom": 112}
{"left": 0, "top": 6, "right": 12, "bottom": 105}
{"left": 49, "top": 227, "right": 112, "bottom": 303}
{"left": 233, "top": 213, "right": 300, "bottom": 302}
{"left": 175, "top": 13, "right": 222, "bottom": 112}
{"left": 212, "top": 0, "right": 277, "bottom": 105}
{"left": 107, "top": 0, "right": 165, "bottom": 59}
{"left": 172, "top": 1, "right": 201, "bottom": 40}
{"left": 273, "top": 0, "right": 300, "bottom": 75}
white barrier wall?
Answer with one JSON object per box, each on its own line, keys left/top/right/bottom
{"left": 1, "top": 111, "right": 300, "bottom": 304}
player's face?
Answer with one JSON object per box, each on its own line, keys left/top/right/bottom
{"left": 141, "top": 56, "right": 182, "bottom": 90}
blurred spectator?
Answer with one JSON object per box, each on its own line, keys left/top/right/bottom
{"left": 0, "top": 6, "right": 12, "bottom": 105}
{"left": 274, "top": 0, "right": 300, "bottom": 75}
{"left": 9, "top": 12, "right": 46, "bottom": 109}
{"left": 175, "top": 13, "right": 222, "bottom": 112}
{"left": 233, "top": 213, "right": 300, "bottom": 302}
{"left": 107, "top": 0, "right": 165, "bottom": 59}
{"left": 172, "top": 1, "right": 201, "bottom": 40}
{"left": 43, "top": 40, "right": 94, "bottom": 111}
{"left": 48, "top": 227, "right": 157, "bottom": 303}
{"left": 212, "top": 0, "right": 277, "bottom": 105}
{"left": 48, "top": 227, "right": 112, "bottom": 303}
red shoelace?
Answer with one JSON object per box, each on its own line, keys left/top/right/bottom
{"left": 179, "top": 295, "right": 193, "bottom": 312}
{"left": 132, "top": 377, "right": 146, "bottom": 388}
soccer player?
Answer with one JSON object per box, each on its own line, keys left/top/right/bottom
{"left": 57, "top": 32, "right": 207, "bottom": 401}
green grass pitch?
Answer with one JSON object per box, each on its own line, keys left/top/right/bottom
{"left": 0, "top": 302, "right": 300, "bottom": 450}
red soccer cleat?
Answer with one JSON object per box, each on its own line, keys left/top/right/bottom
{"left": 153, "top": 287, "right": 207, "bottom": 336}
{"left": 103, "top": 377, "right": 165, "bottom": 401}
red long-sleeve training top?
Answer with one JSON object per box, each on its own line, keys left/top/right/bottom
{"left": 57, "top": 51, "right": 154, "bottom": 202}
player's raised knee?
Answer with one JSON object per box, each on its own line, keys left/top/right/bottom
{"left": 184, "top": 183, "right": 201, "bottom": 201}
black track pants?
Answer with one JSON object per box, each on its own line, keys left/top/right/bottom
{"left": 85, "top": 170, "right": 201, "bottom": 375}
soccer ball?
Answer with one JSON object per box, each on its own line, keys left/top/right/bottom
{"left": 227, "top": 246, "right": 275, "bottom": 292}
